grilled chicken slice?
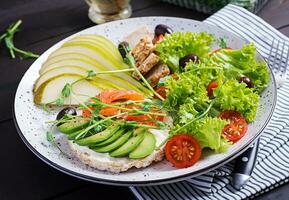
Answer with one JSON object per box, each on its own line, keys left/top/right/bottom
{"left": 145, "top": 64, "right": 170, "bottom": 87}
{"left": 123, "top": 26, "right": 154, "bottom": 48}
{"left": 131, "top": 36, "right": 155, "bottom": 67}
{"left": 133, "top": 53, "right": 160, "bottom": 80}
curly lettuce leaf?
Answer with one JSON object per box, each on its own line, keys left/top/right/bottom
{"left": 164, "top": 62, "right": 226, "bottom": 124}
{"left": 172, "top": 116, "right": 231, "bottom": 152}
{"left": 156, "top": 32, "right": 215, "bottom": 72}
{"left": 164, "top": 71, "right": 209, "bottom": 112}
{"left": 214, "top": 80, "right": 259, "bottom": 122}
{"left": 210, "top": 43, "right": 270, "bottom": 93}
{"left": 194, "top": 117, "right": 231, "bottom": 152}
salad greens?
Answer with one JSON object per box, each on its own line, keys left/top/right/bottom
{"left": 214, "top": 80, "right": 259, "bottom": 122}
{"left": 156, "top": 32, "right": 214, "bottom": 72}
{"left": 162, "top": 36, "right": 269, "bottom": 152}
{"left": 188, "top": 117, "right": 230, "bottom": 152}
{"left": 210, "top": 43, "right": 269, "bottom": 93}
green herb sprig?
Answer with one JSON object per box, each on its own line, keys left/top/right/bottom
{"left": 0, "top": 20, "right": 39, "bottom": 59}
{"left": 46, "top": 69, "right": 134, "bottom": 107}
{"left": 88, "top": 98, "right": 166, "bottom": 117}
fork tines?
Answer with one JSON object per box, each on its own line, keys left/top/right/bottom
{"left": 268, "top": 39, "right": 289, "bottom": 88}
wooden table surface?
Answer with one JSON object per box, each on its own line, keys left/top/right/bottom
{"left": 1, "top": 0, "right": 289, "bottom": 199}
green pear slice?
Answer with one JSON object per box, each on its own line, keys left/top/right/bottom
{"left": 34, "top": 66, "right": 89, "bottom": 92}
{"left": 34, "top": 66, "right": 143, "bottom": 93}
{"left": 61, "top": 43, "right": 124, "bottom": 69}
{"left": 71, "top": 34, "right": 119, "bottom": 54}
{"left": 46, "top": 46, "right": 122, "bottom": 71}
{"left": 34, "top": 74, "right": 114, "bottom": 105}
{"left": 40, "top": 54, "right": 107, "bottom": 74}
{"left": 64, "top": 39, "right": 122, "bottom": 62}
{"left": 39, "top": 54, "right": 152, "bottom": 95}
{"left": 40, "top": 56, "right": 104, "bottom": 75}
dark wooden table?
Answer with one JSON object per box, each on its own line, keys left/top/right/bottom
{"left": 1, "top": 0, "right": 289, "bottom": 199}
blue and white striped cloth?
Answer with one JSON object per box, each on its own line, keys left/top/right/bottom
{"left": 131, "top": 4, "right": 289, "bottom": 200}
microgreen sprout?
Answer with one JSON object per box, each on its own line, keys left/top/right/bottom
{"left": 0, "top": 20, "right": 39, "bottom": 59}
{"left": 219, "top": 37, "right": 227, "bottom": 49}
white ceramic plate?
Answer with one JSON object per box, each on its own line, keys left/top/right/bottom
{"left": 14, "top": 17, "right": 276, "bottom": 186}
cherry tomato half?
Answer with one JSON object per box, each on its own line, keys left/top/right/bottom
{"left": 207, "top": 80, "right": 218, "bottom": 98}
{"left": 165, "top": 134, "right": 202, "bottom": 168}
{"left": 219, "top": 110, "right": 248, "bottom": 143}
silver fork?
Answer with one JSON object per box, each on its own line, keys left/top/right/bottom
{"left": 267, "top": 39, "right": 289, "bottom": 88}
{"left": 232, "top": 39, "right": 289, "bottom": 190}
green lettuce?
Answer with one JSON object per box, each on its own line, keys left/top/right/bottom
{"left": 172, "top": 116, "right": 231, "bottom": 152}
{"left": 162, "top": 41, "right": 268, "bottom": 153}
{"left": 210, "top": 43, "right": 270, "bottom": 93}
{"left": 193, "top": 117, "right": 231, "bottom": 152}
{"left": 164, "top": 71, "right": 209, "bottom": 113}
{"left": 156, "top": 32, "right": 214, "bottom": 72}
{"left": 214, "top": 80, "right": 259, "bottom": 122}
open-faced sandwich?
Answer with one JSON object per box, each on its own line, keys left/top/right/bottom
{"left": 33, "top": 24, "right": 270, "bottom": 172}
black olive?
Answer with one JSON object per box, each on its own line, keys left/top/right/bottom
{"left": 179, "top": 54, "right": 199, "bottom": 68}
{"left": 239, "top": 76, "right": 254, "bottom": 88}
{"left": 56, "top": 107, "right": 77, "bottom": 120}
{"left": 118, "top": 41, "right": 131, "bottom": 59}
{"left": 154, "top": 24, "right": 173, "bottom": 36}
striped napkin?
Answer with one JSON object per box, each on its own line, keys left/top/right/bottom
{"left": 131, "top": 4, "right": 289, "bottom": 200}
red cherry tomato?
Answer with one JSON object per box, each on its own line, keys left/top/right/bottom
{"left": 207, "top": 80, "right": 218, "bottom": 98}
{"left": 165, "top": 134, "right": 202, "bottom": 168}
{"left": 219, "top": 110, "right": 248, "bottom": 143}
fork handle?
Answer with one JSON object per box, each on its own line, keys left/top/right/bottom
{"left": 232, "top": 138, "right": 260, "bottom": 190}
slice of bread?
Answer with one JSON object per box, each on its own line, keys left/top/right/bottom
{"left": 68, "top": 129, "right": 168, "bottom": 173}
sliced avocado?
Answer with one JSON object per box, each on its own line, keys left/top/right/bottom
{"left": 93, "top": 130, "right": 133, "bottom": 153}
{"left": 129, "top": 132, "right": 156, "bottom": 159}
{"left": 67, "top": 129, "right": 83, "bottom": 140}
{"left": 89, "top": 128, "right": 125, "bottom": 147}
{"left": 109, "top": 130, "right": 145, "bottom": 157}
{"left": 75, "top": 125, "right": 119, "bottom": 146}
{"left": 57, "top": 118, "right": 88, "bottom": 134}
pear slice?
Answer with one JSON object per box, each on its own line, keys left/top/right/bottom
{"left": 34, "top": 65, "right": 144, "bottom": 93}
{"left": 34, "top": 74, "right": 114, "bottom": 105}
{"left": 40, "top": 54, "right": 107, "bottom": 74}
{"left": 61, "top": 43, "right": 124, "bottom": 69}
{"left": 39, "top": 53, "right": 152, "bottom": 95}
{"left": 47, "top": 46, "right": 122, "bottom": 71}
{"left": 33, "top": 66, "right": 126, "bottom": 92}
{"left": 72, "top": 34, "right": 120, "bottom": 54}
{"left": 65, "top": 38, "right": 122, "bottom": 62}
{"left": 40, "top": 56, "right": 109, "bottom": 76}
